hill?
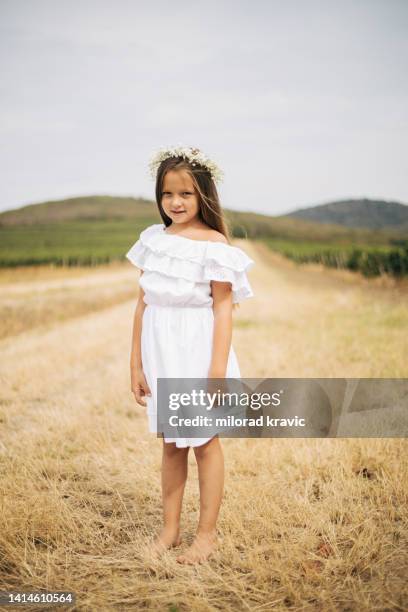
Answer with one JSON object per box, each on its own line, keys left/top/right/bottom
{"left": 284, "top": 198, "right": 408, "bottom": 230}
{"left": 0, "top": 195, "right": 407, "bottom": 275}
{"left": 1, "top": 195, "right": 405, "bottom": 245}
{"left": 0, "top": 195, "right": 155, "bottom": 226}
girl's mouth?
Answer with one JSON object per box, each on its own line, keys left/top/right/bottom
{"left": 172, "top": 210, "right": 186, "bottom": 215}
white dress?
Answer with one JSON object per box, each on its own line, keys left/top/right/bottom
{"left": 126, "top": 223, "right": 255, "bottom": 448}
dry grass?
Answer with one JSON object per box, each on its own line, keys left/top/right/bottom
{"left": 0, "top": 262, "right": 138, "bottom": 340}
{"left": 0, "top": 242, "right": 407, "bottom": 611}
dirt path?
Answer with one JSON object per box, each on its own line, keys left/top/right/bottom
{"left": 233, "top": 238, "right": 407, "bottom": 378}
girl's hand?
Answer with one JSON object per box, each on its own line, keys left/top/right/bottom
{"left": 131, "top": 365, "right": 152, "bottom": 407}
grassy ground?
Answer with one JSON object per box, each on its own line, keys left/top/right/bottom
{"left": 0, "top": 241, "right": 407, "bottom": 611}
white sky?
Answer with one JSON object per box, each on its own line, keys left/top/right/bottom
{"left": 1, "top": 0, "right": 407, "bottom": 216}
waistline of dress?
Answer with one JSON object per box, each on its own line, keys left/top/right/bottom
{"left": 144, "top": 303, "right": 213, "bottom": 309}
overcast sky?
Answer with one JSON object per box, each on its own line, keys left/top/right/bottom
{"left": 1, "top": 0, "right": 407, "bottom": 216}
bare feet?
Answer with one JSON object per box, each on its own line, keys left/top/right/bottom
{"left": 143, "top": 528, "right": 182, "bottom": 561}
{"left": 176, "top": 530, "right": 218, "bottom": 565}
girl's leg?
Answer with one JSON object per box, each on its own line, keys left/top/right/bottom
{"left": 146, "top": 439, "right": 189, "bottom": 557}
{"left": 176, "top": 436, "right": 224, "bottom": 564}
{"left": 161, "top": 439, "right": 190, "bottom": 537}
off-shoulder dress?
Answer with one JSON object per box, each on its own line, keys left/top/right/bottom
{"left": 126, "top": 223, "right": 255, "bottom": 448}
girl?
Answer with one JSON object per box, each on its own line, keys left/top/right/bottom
{"left": 126, "top": 145, "right": 255, "bottom": 565}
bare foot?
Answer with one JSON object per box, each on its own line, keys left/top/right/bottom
{"left": 143, "top": 528, "right": 182, "bottom": 560}
{"left": 176, "top": 530, "right": 218, "bottom": 565}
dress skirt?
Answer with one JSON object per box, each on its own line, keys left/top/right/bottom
{"left": 141, "top": 303, "right": 241, "bottom": 448}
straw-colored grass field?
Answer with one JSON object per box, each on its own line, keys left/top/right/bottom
{"left": 0, "top": 239, "right": 407, "bottom": 611}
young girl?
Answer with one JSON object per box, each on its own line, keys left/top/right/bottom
{"left": 126, "top": 145, "right": 255, "bottom": 565}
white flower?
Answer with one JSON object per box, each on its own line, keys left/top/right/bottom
{"left": 148, "top": 144, "right": 224, "bottom": 184}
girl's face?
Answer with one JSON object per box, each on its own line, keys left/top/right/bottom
{"left": 161, "top": 169, "right": 200, "bottom": 225}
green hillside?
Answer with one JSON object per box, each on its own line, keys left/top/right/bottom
{"left": 0, "top": 195, "right": 155, "bottom": 226}
{"left": 0, "top": 195, "right": 407, "bottom": 277}
{"left": 285, "top": 198, "right": 408, "bottom": 230}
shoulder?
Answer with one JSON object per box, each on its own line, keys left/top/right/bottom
{"left": 203, "top": 229, "right": 229, "bottom": 244}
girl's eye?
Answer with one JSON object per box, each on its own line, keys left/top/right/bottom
{"left": 162, "top": 192, "right": 192, "bottom": 196}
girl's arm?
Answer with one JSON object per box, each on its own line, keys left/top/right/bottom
{"left": 130, "top": 271, "right": 151, "bottom": 406}
{"left": 208, "top": 281, "right": 234, "bottom": 378}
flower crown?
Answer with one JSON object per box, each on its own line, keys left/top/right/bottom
{"left": 148, "top": 144, "right": 224, "bottom": 184}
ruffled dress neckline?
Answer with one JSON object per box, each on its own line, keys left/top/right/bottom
{"left": 126, "top": 223, "right": 255, "bottom": 304}
{"left": 145, "top": 223, "right": 253, "bottom": 265}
